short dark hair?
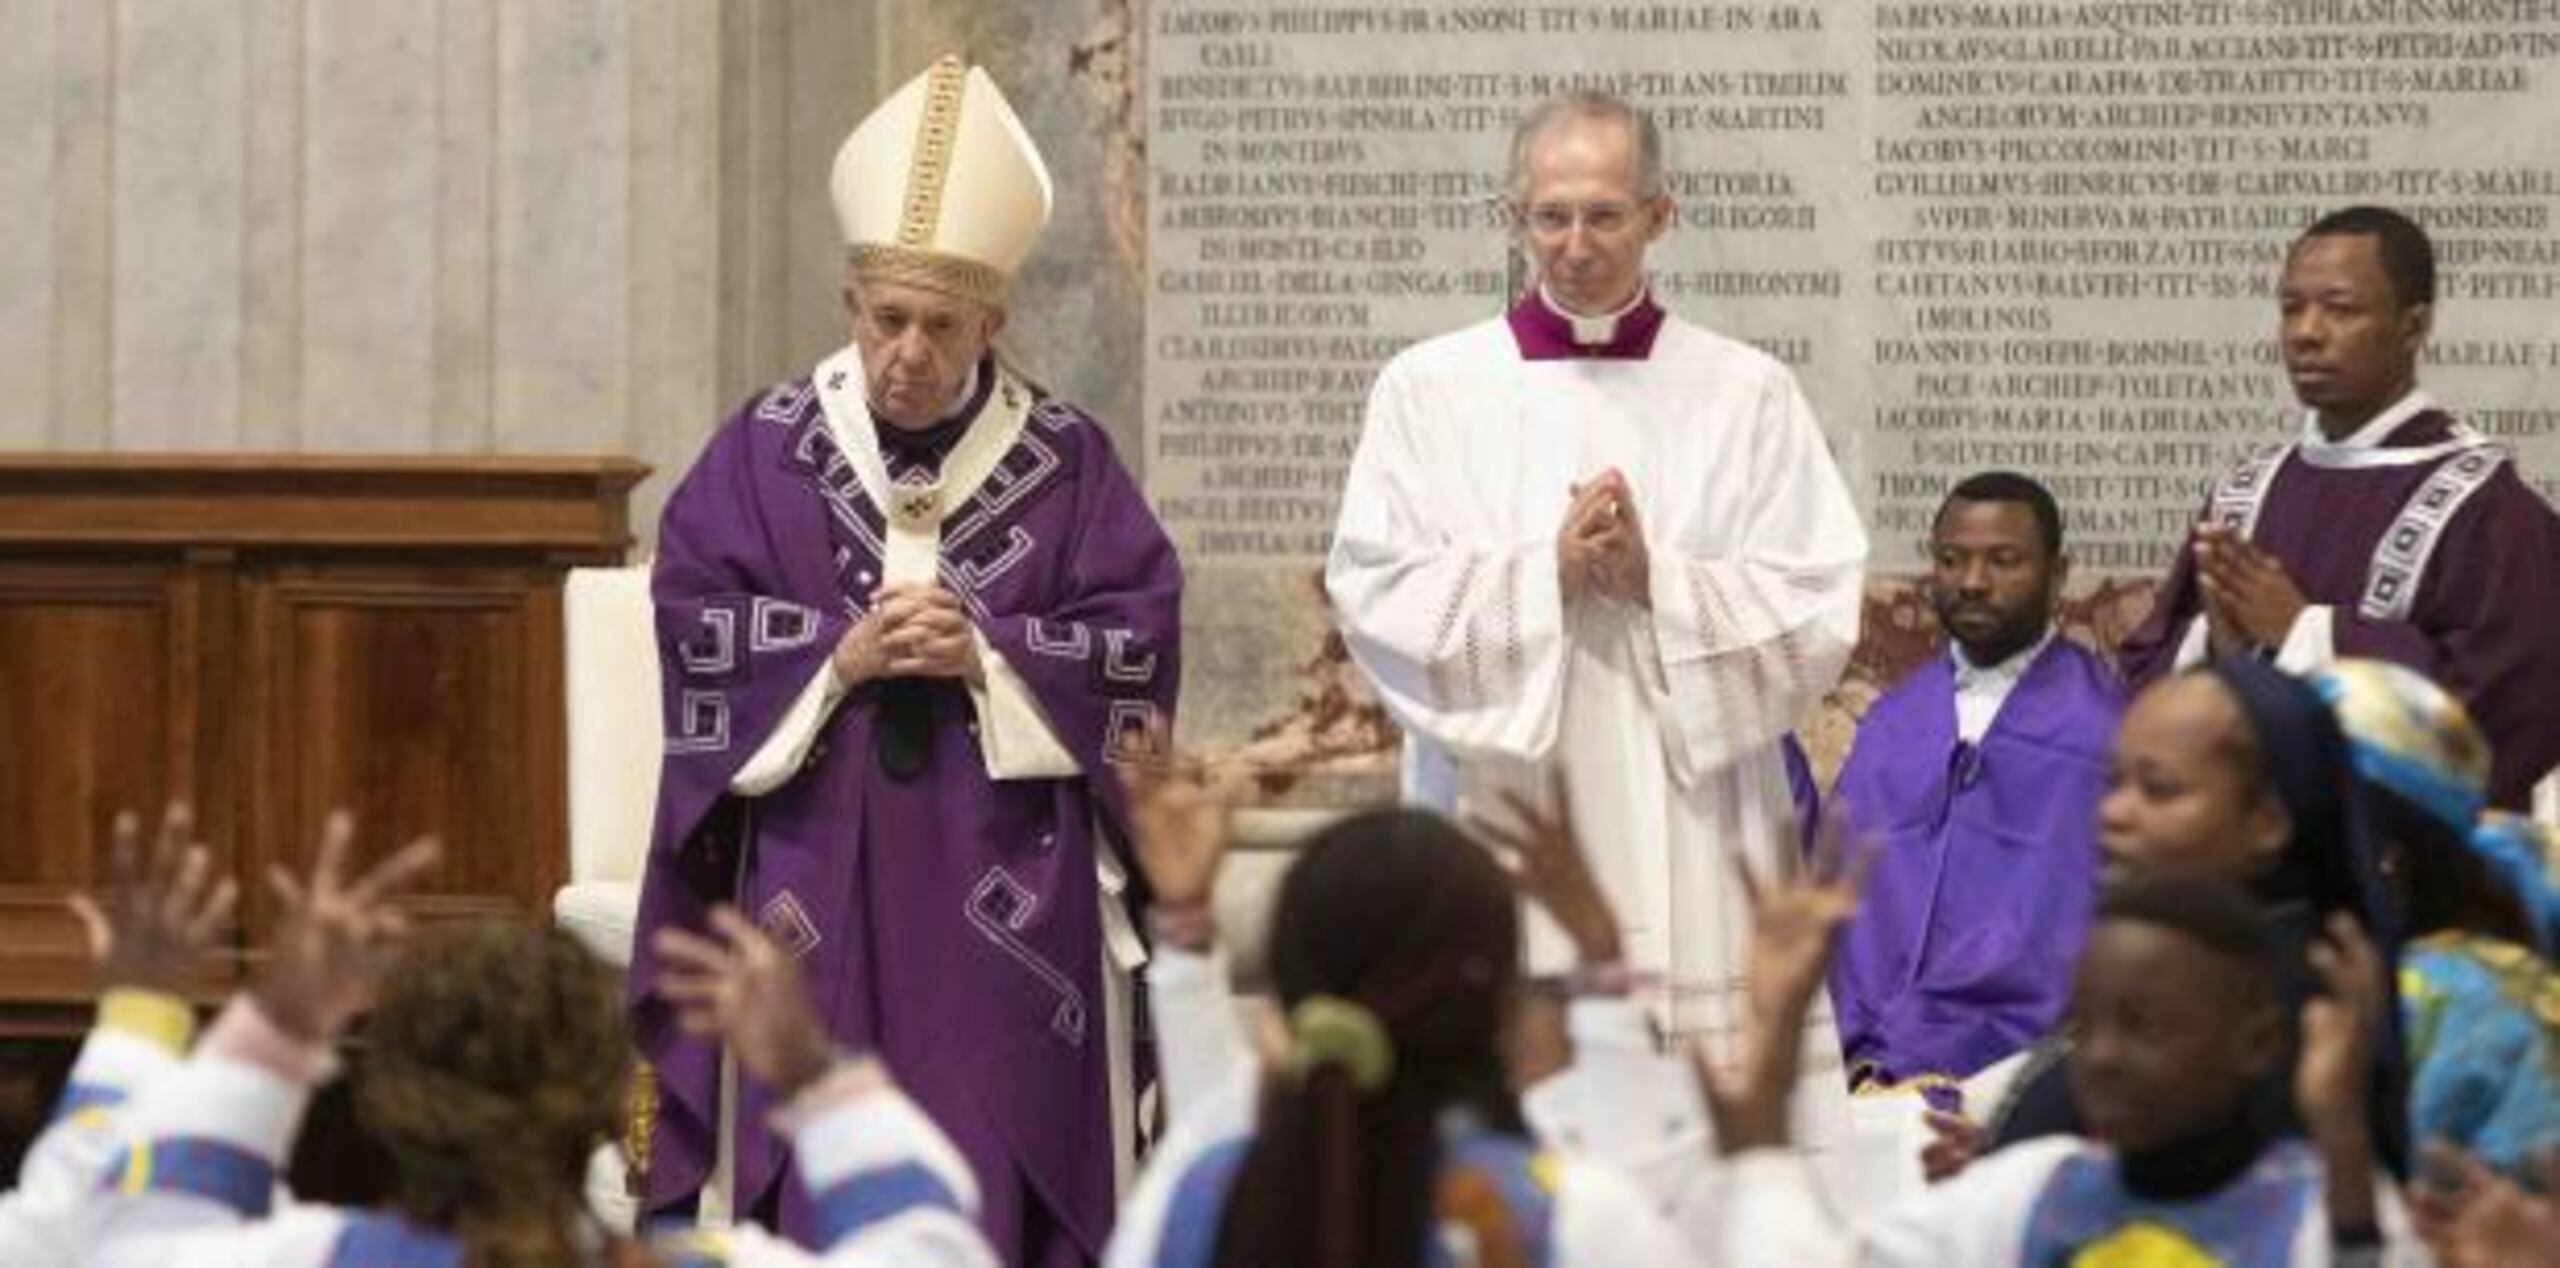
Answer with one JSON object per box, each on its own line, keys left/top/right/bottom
{"left": 1936, "top": 470, "right": 2063, "bottom": 556}
{"left": 2296, "top": 206, "right": 2436, "bottom": 308}
{"left": 2095, "top": 875, "right": 2282, "bottom": 1009}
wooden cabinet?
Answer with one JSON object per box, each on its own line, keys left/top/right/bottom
{"left": 0, "top": 456, "right": 645, "bottom": 1033}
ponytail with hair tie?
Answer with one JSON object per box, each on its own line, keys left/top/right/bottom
{"left": 1286, "top": 995, "right": 1396, "bottom": 1093}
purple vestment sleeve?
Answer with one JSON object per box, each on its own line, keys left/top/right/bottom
{"left": 972, "top": 406, "right": 1183, "bottom": 839}
{"left": 2115, "top": 526, "right": 2204, "bottom": 691}
{"left": 1827, "top": 640, "right": 2123, "bottom": 1088}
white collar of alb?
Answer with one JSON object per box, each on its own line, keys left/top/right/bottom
{"left": 2297, "top": 388, "right": 2486, "bottom": 468}
{"left": 1541, "top": 281, "right": 1649, "bottom": 346}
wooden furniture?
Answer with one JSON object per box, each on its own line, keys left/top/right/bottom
{"left": 0, "top": 455, "right": 646, "bottom": 1035}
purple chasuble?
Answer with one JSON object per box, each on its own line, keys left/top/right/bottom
{"left": 627, "top": 372, "right": 1182, "bottom": 1265}
{"left": 1504, "top": 287, "right": 1665, "bottom": 360}
{"left": 2119, "top": 409, "right": 2560, "bottom": 807}
{"left": 1826, "top": 638, "right": 2123, "bottom": 1090}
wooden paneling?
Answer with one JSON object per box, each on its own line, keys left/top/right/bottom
{"left": 238, "top": 568, "right": 565, "bottom": 929}
{"left": 0, "top": 563, "right": 200, "bottom": 1008}
{"left": 0, "top": 455, "right": 642, "bottom": 1031}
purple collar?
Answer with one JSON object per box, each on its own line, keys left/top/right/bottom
{"left": 1505, "top": 287, "right": 1666, "bottom": 361}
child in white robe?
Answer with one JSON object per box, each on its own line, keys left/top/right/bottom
{"left": 1714, "top": 875, "right": 2432, "bottom": 1268}
{"left": 83, "top": 821, "right": 995, "bottom": 1268}
{"left": 0, "top": 805, "right": 229, "bottom": 1267}
{"left": 1103, "top": 783, "right": 1694, "bottom": 1268}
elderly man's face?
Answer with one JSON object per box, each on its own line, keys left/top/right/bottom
{"left": 1514, "top": 116, "right": 1670, "bottom": 316}
{"left": 846, "top": 281, "right": 1005, "bottom": 430}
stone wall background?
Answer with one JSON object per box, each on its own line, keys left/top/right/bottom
{"left": 8, "top": 0, "right": 2556, "bottom": 798}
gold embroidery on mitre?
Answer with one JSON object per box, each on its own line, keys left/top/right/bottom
{"left": 898, "top": 56, "right": 969, "bottom": 251}
{"left": 849, "top": 242, "right": 1010, "bottom": 309}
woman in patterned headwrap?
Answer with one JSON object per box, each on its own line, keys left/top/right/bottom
{"left": 2314, "top": 657, "right": 2560, "bottom": 1184}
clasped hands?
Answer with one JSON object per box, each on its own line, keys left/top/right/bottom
{"left": 2193, "top": 521, "right": 2308, "bottom": 653}
{"left": 1558, "top": 469, "right": 1650, "bottom": 608}
{"left": 832, "top": 581, "right": 981, "bottom": 687}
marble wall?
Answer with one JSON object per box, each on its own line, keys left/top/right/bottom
{"left": 0, "top": 0, "right": 914, "bottom": 532}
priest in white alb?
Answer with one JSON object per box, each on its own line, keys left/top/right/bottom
{"left": 1325, "top": 90, "right": 1869, "bottom": 1182}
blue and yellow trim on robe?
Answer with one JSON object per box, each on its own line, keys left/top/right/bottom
{"left": 103, "top": 1135, "right": 276, "bottom": 1218}
{"left": 2016, "top": 1138, "right": 2316, "bottom": 1267}
{"left": 48, "top": 1081, "right": 126, "bottom": 1129}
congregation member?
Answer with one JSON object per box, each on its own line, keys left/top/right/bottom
{"left": 629, "top": 56, "right": 1180, "bottom": 1262}
{"left": 2315, "top": 658, "right": 2560, "bottom": 1182}
{"left": 1325, "top": 88, "right": 1867, "bottom": 1150}
{"left": 2118, "top": 205, "right": 2560, "bottom": 809}
{"left": 1983, "top": 656, "right": 2411, "bottom": 1177}
{"left": 1715, "top": 871, "right": 2426, "bottom": 1265}
{"left": 84, "top": 818, "right": 996, "bottom": 1268}
{"left": 0, "top": 807, "right": 230, "bottom": 1264}
{"left": 1104, "top": 770, "right": 1694, "bottom": 1268}
{"left": 1826, "top": 472, "right": 2121, "bottom": 1097}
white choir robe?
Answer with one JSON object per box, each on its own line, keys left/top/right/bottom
{"left": 1107, "top": 947, "right": 1699, "bottom": 1268}
{"left": 1325, "top": 310, "right": 1869, "bottom": 1190}
{"left": 84, "top": 1000, "right": 997, "bottom": 1268}
{"left": 0, "top": 1022, "right": 186, "bottom": 1264}
{"left": 1718, "top": 1142, "right": 2431, "bottom": 1267}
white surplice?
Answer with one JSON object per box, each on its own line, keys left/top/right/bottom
{"left": 1325, "top": 308, "right": 1869, "bottom": 1181}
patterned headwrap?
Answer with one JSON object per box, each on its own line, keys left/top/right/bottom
{"left": 2314, "top": 658, "right": 2560, "bottom": 952}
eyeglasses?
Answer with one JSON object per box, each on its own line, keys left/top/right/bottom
{"left": 1516, "top": 200, "right": 1646, "bottom": 239}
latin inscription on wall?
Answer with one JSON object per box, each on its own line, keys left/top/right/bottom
{"left": 1144, "top": 1, "right": 2560, "bottom": 759}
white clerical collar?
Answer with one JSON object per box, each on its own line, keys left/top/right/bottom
{"left": 1950, "top": 625, "right": 2054, "bottom": 687}
{"left": 1540, "top": 281, "right": 1650, "bottom": 347}
{"left": 2296, "top": 388, "right": 2481, "bottom": 469}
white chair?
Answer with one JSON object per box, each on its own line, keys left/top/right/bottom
{"left": 553, "top": 563, "right": 665, "bottom": 1234}
{"left": 555, "top": 565, "right": 663, "bottom": 968}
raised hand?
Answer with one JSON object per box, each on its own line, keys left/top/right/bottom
{"left": 1919, "top": 1109, "right": 1988, "bottom": 1184}
{"left": 254, "top": 812, "right": 441, "bottom": 1044}
{"left": 1119, "top": 759, "right": 1238, "bottom": 911}
{"left": 2413, "top": 1142, "right": 2560, "bottom": 1268}
{"left": 653, "top": 906, "right": 838, "bottom": 1099}
{"left": 2295, "top": 911, "right": 2385, "bottom": 1134}
{"left": 1468, "top": 784, "right": 1621, "bottom": 966}
{"left": 1693, "top": 820, "right": 1871, "bottom": 1154}
{"left": 71, "top": 803, "right": 238, "bottom": 996}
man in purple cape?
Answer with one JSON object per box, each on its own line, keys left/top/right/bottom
{"left": 1828, "top": 473, "right": 2122, "bottom": 1097}
{"left": 626, "top": 58, "right": 1180, "bottom": 1267}
{"left": 2118, "top": 206, "right": 2560, "bottom": 809}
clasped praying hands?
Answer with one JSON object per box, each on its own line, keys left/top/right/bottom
{"left": 834, "top": 581, "right": 983, "bottom": 686}
{"left": 1558, "top": 468, "right": 1651, "bottom": 609}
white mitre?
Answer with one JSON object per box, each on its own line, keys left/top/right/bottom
{"left": 831, "top": 55, "right": 1054, "bottom": 309}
